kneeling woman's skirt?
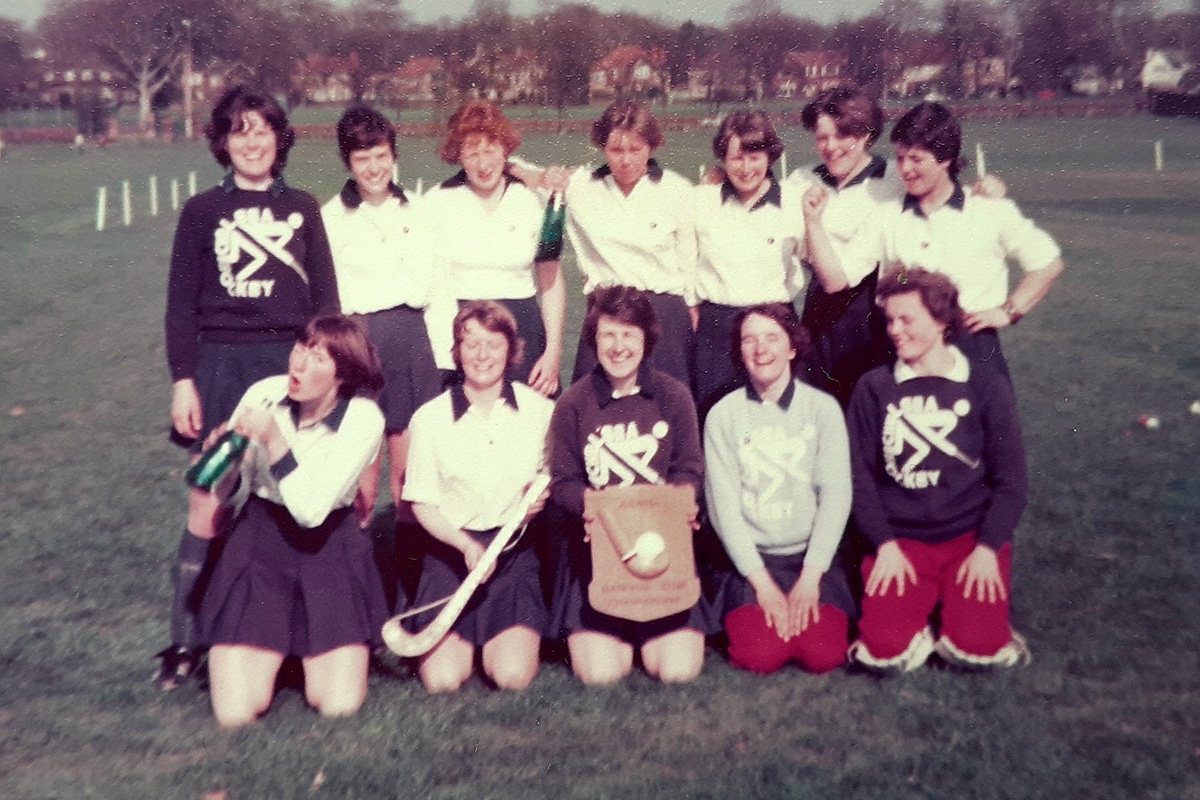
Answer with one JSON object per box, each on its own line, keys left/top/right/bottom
{"left": 200, "top": 496, "right": 389, "bottom": 657}
{"left": 404, "top": 527, "right": 548, "bottom": 647}
{"left": 713, "top": 549, "right": 858, "bottom": 620}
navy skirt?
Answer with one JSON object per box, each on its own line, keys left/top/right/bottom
{"left": 546, "top": 510, "right": 718, "bottom": 646}
{"left": 355, "top": 305, "right": 442, "bottom": 434}
{"left": 404, "top": 526, "right": 548, "bottom": 647}
{"left": 200, "top": 496, "right": 389, "bottom": 657}
{"left": 691, "top": 301, "right": 745, "bottom": 417}
{"left": 173, "top": 339, "right": 294, "bottom": 451}
{"left": 713, "top": 549, "right": 858, "bottom": 621}
{"left": 801, "top": 273, "right": 892, "bottom": 409}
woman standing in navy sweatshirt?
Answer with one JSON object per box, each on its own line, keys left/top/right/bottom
{"left": 157, "top": 86, "right": 339, "bottom": 689}
{"left": 847, "top": 268, "right": 1030, "bottom": 672}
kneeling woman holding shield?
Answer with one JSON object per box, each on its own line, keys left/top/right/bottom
{"left": 199, "top": 315, "right": 387, "bottom": 728}
{"left": 398, "top": 301, "right": 554, "bottom": 692}
{"left": 549, "top": 286, "right": 712, "bottom": 685}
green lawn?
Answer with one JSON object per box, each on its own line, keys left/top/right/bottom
{"left": 1, "top": 115, "right": 1198, "bottom": 799}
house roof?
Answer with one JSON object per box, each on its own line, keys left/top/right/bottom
{"left": 594, "top": 45, "right": 666, "bottom": 72}
{"left": 394, "top": 56, "right": 444, "bottom": 78}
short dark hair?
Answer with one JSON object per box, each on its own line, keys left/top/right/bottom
{"left": 712, "top": 110, "right": 784, "bottom": 164}
{"left": 890, "top": 101, "right": 964, "bottom": 177}
{"left": 205, "top": 85, "right": 295, "bottom": 176}
{"left": 591, "top": 99, "right": 665, "bottom": 151}
{"left": 801, "top": 87, "right": 884, "bottom": 147}
{"left": 583, "top": 286, "right": 660, "bottom": 358}
{"left": 336, "top": 105, "right": 396, "bottom": 168}
{"left": 733, "top": 303, "right": 811, "bottom": 370}
{"left": 299, "top": 314, "right": 384, "bottom": 398}
{"left": 452, "top": 300, "right": 525, "bottom": 373}
{"left": 438, "top": 100, "right": 522, "bottom": 164}
{"left": 875, "top": 267, "right": 964, "bottom": 340}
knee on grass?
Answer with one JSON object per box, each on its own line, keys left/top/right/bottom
{"left": 420, "top": 658, "right": 473, "bottom": 693}
{"left": 486, "top": 658, "right": 538, "bottom": 691}
{"left": 308, "top": 687, "right": 367, "bottom": 719}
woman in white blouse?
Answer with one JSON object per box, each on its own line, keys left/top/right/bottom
{"left": 425, "top": 100, "right": 565, "bottom": 397}
{"left": 200, "top": 315, "right": 387, "bottom": 728}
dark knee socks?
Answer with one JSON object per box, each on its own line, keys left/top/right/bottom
{"left": 170, "top": 530, "right": 211, "bottom": 647}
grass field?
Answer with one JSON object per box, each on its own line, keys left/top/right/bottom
{"left": 1, "top": 114, "right": 1198, "bottom": 799}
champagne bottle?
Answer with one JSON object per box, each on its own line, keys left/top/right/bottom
{"left": 534, "top": 193, "right": 565, "bottom": 262}
{"left": 185, "top": 430, "right": 249, "bottom": 491}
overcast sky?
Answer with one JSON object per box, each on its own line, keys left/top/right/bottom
{"left": 2, "top": 0, "right": 1189, "bottom": 30}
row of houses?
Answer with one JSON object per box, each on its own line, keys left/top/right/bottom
{"left": 34, "top": 43, "right": 1017, "bottom": 117}
{"left": 292, "top": 45, "right": 1016, "bottom": 106}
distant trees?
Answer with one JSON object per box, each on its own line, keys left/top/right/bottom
{"left": 0, "top": 17, "right": 33, "bottom": 110}
{"left": 39, "top": 0, "right": 222, "bottom": 131}
{"left": 20, "top": 0, "right": 1200, "bottom": 133}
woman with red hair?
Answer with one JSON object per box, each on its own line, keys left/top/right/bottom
{"left": 424, "top": 100, "right": 565, "bottom": 398}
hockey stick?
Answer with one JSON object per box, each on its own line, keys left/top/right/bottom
{"left": 380, "top": 473, "right": 550, "bottom": 658}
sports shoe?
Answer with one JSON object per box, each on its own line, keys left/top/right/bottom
{"left": 152, "top": 645, "right": 201, "bottom": 691}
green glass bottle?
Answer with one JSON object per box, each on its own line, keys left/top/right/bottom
{"left": 534, "top": 193, "right": 565, "bottom": 262}
{"left": 185, "top": 430, "right": 249, "bottom": 491}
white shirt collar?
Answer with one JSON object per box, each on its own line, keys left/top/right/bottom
{"left": 894, "top": 345, "right": 971, "bottom": 383}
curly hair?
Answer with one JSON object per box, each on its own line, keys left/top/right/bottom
{"left": 438, "top": 100, "right": 522, "bottom": 164}
{"left": 582, "top": 286, "right": 660, "bottom": 359}
{"left": 875, "top": 267, "right": 965, "bottom": 340}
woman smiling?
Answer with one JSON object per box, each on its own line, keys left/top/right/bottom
{"left": 425, "top": 101, "right": 565, "bottom": 397}
{"left": 401, "top": 302, "right": 554, "bottom": 693}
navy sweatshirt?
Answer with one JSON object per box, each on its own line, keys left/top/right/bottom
{"left": 550, "top": 366, "right": 704, "bottom": 518}
{"left": 847, "top": 358, "right": 1027, "bottom": 551}
{"left": 165, "top": 177, "right": 339, "bottom": 382}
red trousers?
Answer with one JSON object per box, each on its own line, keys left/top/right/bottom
{"left": 724, "top": 603, "right": 849, "bottom": 675}
{"left": 859, "top": 533, "right": 1012, "bottom": 660}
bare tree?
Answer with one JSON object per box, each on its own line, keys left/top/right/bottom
{"left": 39, "top": 0, "right": 225, "bottom": 132}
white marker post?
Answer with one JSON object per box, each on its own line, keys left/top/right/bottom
{"left": 392, "top": 163, "right": 399, "bottom": 186}
{"left": 171, "top": 178, "right": 180, "bottom": 211}
{"left": 780, "top": 150, "right": 788, "bottom": 179}
{"left": 149, "top": 175, "right": 159, "bottom": 217}
{"left": 121, "top": 180, "right": 132, "bottom": 226}
{"left": 187, "top": 171, "right": 197, "bottom": 196}
{"left": 95, "top": 186, "right": 107, "bottom": 231}
{"left": 1154, "top": 140, "right": 1164, "bottom": 172}
{"left": 415, "top": 177, "right": 424, "bottom": 195}
{"left": 975, "top": 142, "right": 987, "bottom": 179}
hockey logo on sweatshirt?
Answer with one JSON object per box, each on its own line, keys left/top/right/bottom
{"left": 584, "top": 420, "right": 670, "bottom": 487}
{"left": 738, "top": 424, "right": 815, "bottom": 521}
{"left": 882, "top": 395, "right": 980, "bottom": 489}
{"left": 215, "top": 207, "right": 309, "bottom": 297}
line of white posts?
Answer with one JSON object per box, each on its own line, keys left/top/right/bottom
{"left": 93, "top": 139, "right": 1172, "bottom": 233}
{"left": 95, "top": 171, "right": 198, "bottom": 231}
